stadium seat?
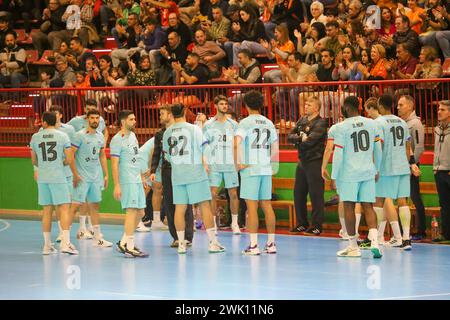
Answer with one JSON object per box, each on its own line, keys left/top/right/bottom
{"left": 32, "top": 50, "right": 54, "bottom": 65}
{"left": 442, "top": 58, "right": 450, "bottom": 77}
{"left": 25, "top": 50, "right": 38, "bottom": 64}
{"left": 103, "top": 37, "right": 117, "bottom": 49}
{"left": 16, "top": 29, "right": 34, "bottom": 45}
{"left": 92, "top": 49, "right": 112, "bottom": 60}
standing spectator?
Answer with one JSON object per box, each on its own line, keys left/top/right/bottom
{"left": 192, "top": 29, "right": 226, "bottom": 77}
{"left": 31, "top": 0, "right": 67, "bottom": 55}
{"left": 111, "top": 13, "right": 141, "bottom": 65}
{"left": 288, "top": 96, "right": 327, "bottom": 235}
{"left": 397, "top": 95, "right": 426, "bottom": 241}
{"left": 0, "top": 32, "right": 28, "bottom": 88}
{"left": 433, "top": 100, "right": 450, "bottom": 243}
{"left": 67, "top": 36, "right": 97, "bottom": 72}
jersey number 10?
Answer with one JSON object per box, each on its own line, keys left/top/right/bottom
{"left": 350, "top": 130, "right": 369, "bottom": 152}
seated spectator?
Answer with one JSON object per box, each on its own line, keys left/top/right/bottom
{"left": 73, "top": 70, "right": 90, "bottom": 96}
{"left": 158, "top": 31, "right": 188, "bottom": 85}
{"left": 99, "top": 0, "right": 121, "bottom": 36}
{"left": 31, "top": 0, "right": 67, "bottom": 55}
{"left": 358, "top": 44, "right": 388, "bottom": 80}
{"left": 146, "top": 0, "right": 179, "bottom": 28}
{"left": 322, "top": 21, "right": 348, "bottom": 56}
{"left": 230, "top": 5, "right": 268, "bottom": 66}
{"left": 387, "top": 42, "right": 418, "bottom": 79}
{"left": 295, "top": 22, "right": 326, "bottom": 65}
{"left": 261, "top": 24, "right": 295, "bottom": 83}
{"left": 271, "top": 0, "right": 307, "bottom": 38}
{"left": 127, "top": 54, "right": 157, "bottom": 86}
{"left": 0, "top": 32, "right": 28, "bottom": 88}
{"left": 0, "top": 13, "right": 14, "bottom": 52}
{"left": 54, "top": 56, "right": 77, "bottom": 87}
{"left": 7, "top": 0, "right": 41, "bottom": 39}
{"left": 111, "top": 13, "right": 141, "bottom": 66}
{"left": 166, "top": 12, "right": 193, "bottom": 48}
{"left": 346, "top": 19, "right": 365, "bottom": 57}
{"left": 139, "top": 18, "right": 166, "bottom": 71}
{"left": 257, "top": 0, "right": 277, "bottom": 39}
{"left": 67, "top": 36, "right": 97, "bottom": 72}
{"left": 420, "top": 0, "right": 450, "bottom": 53}
{"left": 114, "top": 0, "right": 141, "bottom": 28}
{"left": 192, "top": 29, "right": 226, "bottom": 77}
{"left": 377, "top": 6, "right": 396, "bottom": 38}
{"left": 54, "top": 41, "right": 72, "bottom": 59}
{"left": 347, "top": 0, "right": 365, "bottom": 25}
{"left": 400, "top": 0, "right": 425, "bottom": 35}
{"left": 300, "top": 1, "right": 327, "bottom": 35}
{"left": 89, "top": 54, "right": 112, "bottom": 87}
{"left": 201, "top": 6, "right": 230, "bottom": 42}
{"left": 383, "top": 15, "right": 421, "bottom": 58}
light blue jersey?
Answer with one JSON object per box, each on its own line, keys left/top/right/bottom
{"left": 138, "top": 137, "right": 154, "bottom": 173}
{"left": 110, "top": 131, "right": 141, "bottom": 184}
{"left": 30, "top": 128, "right": 71, "bottom": 184}
{"left": 162, "top": 122, "right": 208, "bottom": 186}
{"left": 378, "top": 114, "right": 411, "bottom": 176}
{"left": 68, "top": 115, "right": 106, "bottom": 135}
{"left": 72, "top": 129, "right": 105, "bottom": 182}
{"left": 331, "top": 116, "right": 382, "bottom": 182}
{"left": 235, "top": 114, "right": 278, "bottom": 177}
{"left": 203, "top": 117, "right": 238, "bottom": 172}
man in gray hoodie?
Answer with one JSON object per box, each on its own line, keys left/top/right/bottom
{"left": 397, "top": 95, "right": 426, "bottom": 240}
{"left": 433, "top": 100, "right": 450, "bottom": 243}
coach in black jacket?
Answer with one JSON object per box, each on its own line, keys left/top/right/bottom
{"left": 288, "top": 96, "right": 327, "bottom": 235}
{"left": 150, "top": 112, "right": 194, "bottom": 247}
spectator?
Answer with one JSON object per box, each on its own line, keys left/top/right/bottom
{"left": 230, "top": 5, "right": 268, "bottom": 66}
{"left": 433, "top": 100, "right": 450, "bottom": 243}
{"left": 158, "top": 31, "right": 188, "bottom": 85}
{"left": 111, "top": 13, "right": 141, "bottom": 65}
{"left": 387, "top": 42, "right": 418, "bottom": 80}
{"left": 114, "top": 0, "right": 140, "bottom": 27}
{"left": 397, "top": 95, "right": 426, "bottom": 241}
{"left": 139, "top": 17, "right": 166, "bottom": 71}
{"left": 383, "top": 15, "right": 421, "bottom": 58}
{"left": 346, "top": 19, "right": 365, "bottom": 57}
{"left": 127, "top": 54, "right": 157, "bottom": 86}
{"left": 166, "top": 12, "right": 193, "bottom": 48}
{"left": 257, "top": 0, "right": 277, "bottom": 39}
{"left": 173, "top": 52, "right": 209, "bottom": 85}
{"left": 377, "top": 6, "right": 396, "bottom": 38}
{"left": 271, "top": 0, "right": 308, "bottom": 38}
{"left": 300, "top": 0, "right": 327, "bottom": 35}
{"left": 0, "top": 32, "right": 28, "bottom": 88}
{"left": 192, "top": 29, "right": 226, "bottom": 76}
{"left": 0, "top": 13, "right": 14, "bottom": 51}
{"left": 54, "top": 56, "right": 77, "bottom": 87}
{"left": 201, "top": 6, "right": 230, "bottom": 42}
{"left": 73, "top": 70, "right": 90, "bottom": 96}
{"left": 31, "top": 0, "right": 67, "bottom": 55}
{"left": 358, "top": 44, "right": 388, "bottom": 80}
{"left": 54, "top": 40, "right": 72, "bottom": 59}
{"left": 295, "top": 22, "right": 326, "bottom": 65}
{"left": 88, "top": 55, "right": 112, "bottom": 89}
{"left": 323, "top": 21, "right": 348, "bottom": 56}
{"left": 7, "top": 0, "right": 42, "bottom": 38}
{"left": 400, "top": 0, "right": 425, "bottom": 35}
{"left": 67, "top": 36, "right": 97, "bottom": 72}
{"left": 50, "top": 0, "right": 84, "bottom": 51}
{"left": 434, "top": 1, "right": 450, "bottom": 59}
{"left": 418, "top": 0, "right": 448, "bottom": 48}
{"left": 146, "top": 0, "right": 179, "bottom": 28}
{"left": 99, "top": 0, "right": 121, "bottom": 36}
{"left": 347, "top": 0, "right": 365, "bottom": 24}
{"left": 261, "top": 24, "right": 295, "bottom": 83}
{"left": 288, "top": 95, "right": 327, "bottom": 235}
{"left": 202, "top": 0, "right": 229, "bottom": 21}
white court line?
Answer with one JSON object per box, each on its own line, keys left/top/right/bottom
{"left": 0, "top": 219, "right": 11, "bottom": 233}
{"left": 375, "top": 292, "right": 450, "bottom": 300}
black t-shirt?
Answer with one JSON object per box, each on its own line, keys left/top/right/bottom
{"left": 316, "top": 64, "right": 337, "bottom": 90}
{"left": 185, "top": 63, "right": 209, "bottom": 84}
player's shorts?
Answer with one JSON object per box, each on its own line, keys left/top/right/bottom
{"left": 376, "top": 174, "right": 410, "bottom": 199}
{"left": 120, "top": 183, "right": 146, "bottom": 209}
{"left": 209, "top": 171, "right": 239, "bottom": 189}
{"left": 240, "top": 175, "right": 272, "bottom": 201}
{"left": 38, "top": 183, "right": 71, "bottom": 206}
{"left": 66, "top": 175, "right": 73, "bottom": 197}
{"left": 173, "top": 180, "right": 212, "bottom": 205}
{"left": 72, "top": 181, "right": 102, "bottom": 204}
{"left": 336, "top": 179, "right": 376, "bottom": 203}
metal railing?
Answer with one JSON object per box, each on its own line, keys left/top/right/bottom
{"left": 0, "top": 78, "right": 448, "bottom": 147}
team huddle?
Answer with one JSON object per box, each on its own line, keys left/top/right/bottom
{"left": 30, "top": 89, "right": 419, "bottom": 259}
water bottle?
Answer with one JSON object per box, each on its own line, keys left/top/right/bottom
{"left": 431, "top": 215, "right": 439, "bottom": 240}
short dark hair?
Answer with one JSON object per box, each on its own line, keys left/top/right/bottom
{"left": 144, "top": 17, "right": 157, "bottom": 26}
{"left": 397, "top": 14, "right": 410, "bottom": 26}
{"left": 118, "top": 110, "right": 134, "bottom": 126}
{"left": 238, "top": 49, "right": 252, "bottom": 59}
{"left": 243, "top": 90, "right": 264, "bottom": 111}
{"left": 5, "top": 31, "right": 17, "bottom": 40}
{"left": 87, "top": 109, "right": 100, "bottom": 117}
{"left": 214, "top": 94, "right": 228, "bottom": 105}
{"left": 41, "top": 67, "right": 55, "bottom": 78}
{"left": 42, "top": 111, "right": 57, "bottom": 126}
{"left": 188, "top": 52, "right": 200, "bottom": 60}
{"left": 171, "top": 103, "right": 185, "bottom": 118}
{"left": 343, "top": 96, "right": 360, "bottom": 112}
{"left": 326, "top": 21, "right": 339, "bottom": 29}
{"left": 289, "top": 52, "right": 302, "bottom": 62}
{"left": 49, "top": 105, "right": 63, "bottom": 114}
{"left": 85, "top": 99, "right": 97, "bottom": 108}
{"left": 227, "top": 111, "right": 237, "bottom": 121}
{"left": 320, "top": 48, "right": 335, "bottom": 58}
{"left": 99, "top": 54, "right": 112, "bottom": 65}
{"left": 378, "top": 94, "right": 394, "bottom": 111}
{"left": 70, "top": 36, "right": 82, "bottom": 45}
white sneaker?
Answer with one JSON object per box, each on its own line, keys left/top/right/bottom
{"left": 232, "top": 224, "right": 241, "bottom": 235}
{"left": 42, "top": 244, "right": 58, "bottom": 255}
{"left": 151, "top": 220, "right": 168, "bottom": 230}
{"left": 94, "top": 238, "right": 113, "bottom": 247}
{"left": 378, "top": 237, "right": 386, "bottom": 246}
{"left": 386, "top": 237, "right": 403, "bottom": 247}
{"left": 136, "top": 221, "right": 151, "bottom": 232}
{"left": 77, "top": 230, "right": 93, "bottom": 240}
{"left": 339, "top": 229, "right": 349, "bottom": 240}
{"left": 337, "top": 246, "right": 361, "bottom": 257}
{"left": 209, "top": 240, "right": 225, "bottom": 253}
{"left": 242, "top": 244, "right": 261, "bottom": 255}
{"left": 263, "top": 242, "right": 277, "bottom": 254}
{"left": 178, "top": 241, "right": 187, "bottom": 254}
{"left": 61, "top": 242, "right": 79, "bottom": 255}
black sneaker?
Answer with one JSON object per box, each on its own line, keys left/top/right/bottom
{"left": 400, "top": 240, "right": 412, "bottom": 251}
{"left": 170, "top": 240, "right": 179, "bottom": 248}
{"left": 291, "top": 225, "right": 308, "bottom": 233}
{"left": 116, "top": 241, "right": 126, "bottom": 253}
{"left": 358, "top": 238, "right": 372, "bottom": 250}
{"left": 304, "top": 227, "right": 321, "bottom": 236}
{"left": 125, "top": 246, "right": 149, "bottom": 258}
{"left": 325, "top": 195, "right": 339, "bottom": 207}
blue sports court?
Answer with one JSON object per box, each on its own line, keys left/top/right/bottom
{"left": 1, "top": 218, "right": 449, "bottom": 300}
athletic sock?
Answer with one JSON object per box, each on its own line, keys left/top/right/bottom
{"left": 87, "top": 216, "right": 93, "bottom": 231}
{"left": 79, "top": 216, "right": 87, "bottom": 231}
{"left": 399, "top": 206, "right": 411, "bottom": 240}
{"left": 368, "top": 228, "right": 379, "bottom": 246}
{"left": 390, "top": 221, "right": 402, "bottom": 240}
{"left": 374, "top": 207, "right": 386, "bottom": 241}
{"left": 250, "top": 233, "right": 258, "bottom": 247}
{"left": 206, "top": 228, "right": 217, "bottom": 242}
{"left": 339, "top": 217, "right": 347, "bottom": 234}
{"left": 349, "top": 235, "right": 358, "bottom": 249}
{"left": 93, "top": 225, "right": 101, "bottom": 240}
{"left": 120, "top": 232, "right": 127, "bottom": 246}
{"left": 355, "top": 213, "right": 362, "bottom": 235}
{"left": 43, "top": 232, "right": 51, "bottom": 247}
{"left": 267, "top": 233, "right": 275, "bottom": 244}
{"left": 231, "top": 214, "right": 238, "bottom": 226}
{"left": 176, "top": 230, "right": 185, "bottom": 243}
{"left": 62, "top": 230, "right": 70, "bottom": 246}
{"left": 153, "top": 211, "right": 161, "bottom": 223}
{"left": 126, "top": 236, "right": 135, "bottom": 251}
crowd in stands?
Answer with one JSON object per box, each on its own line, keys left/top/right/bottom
{"left": 0, "top": 0, "right": 450, "bottom": 124}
